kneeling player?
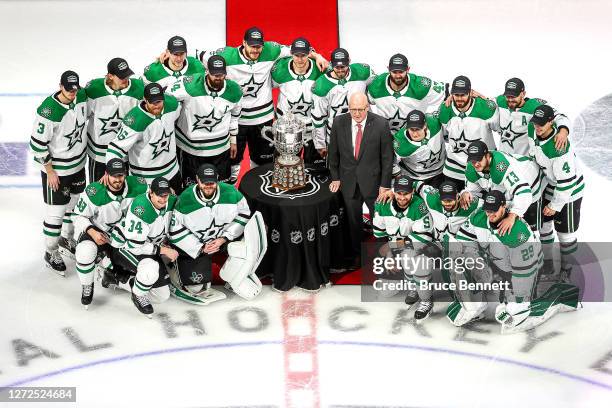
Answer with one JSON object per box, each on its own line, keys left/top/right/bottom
{"left": 72, "top": 159, "right": 147, "bottom": 308}
{"left": 110, "top": 177, "right": 177, "bottom": 317}
{"left": 373, "top": 176, "right": 435, "bottom": 322}
{"left": 169, "top": 164, "right": 266, "bottom": 304}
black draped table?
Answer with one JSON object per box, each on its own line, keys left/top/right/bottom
{"left": 239, "top": 163, "right": 352, "bottom": 291}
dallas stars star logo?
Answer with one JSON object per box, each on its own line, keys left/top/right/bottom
{"left": 149, "top": 129, "right": 173, "bottom": 159}
{"left": 417, "top": 148, "right": 443, "bottom": 169}
{"left": 196, "top": 219, "right": 226, "bottom": 242}
{"left": 451, "top": 130, "right": 470, "bottom": 154}
{"left": 241, "top": 75, "right": 265, "bottom": 98}
{"left": 99, "top": 110, "right": 122, "bottom": 136}
{"left": 64, "top": 119, "right": 85, "bottom": 150}
{"left": 388, "top": 109, "right": 407, "bottom": 134}
{"left": 500, "top": 121, "right": 526, "bottom": 149}
{"left": 330, "top": 94, "right": 349, "bottom": 117}
{"left": 287, "top": 94, "right": 311, "bottom": 116}
{"left": 193, "top": 109, "right": 224, "bottom": 132}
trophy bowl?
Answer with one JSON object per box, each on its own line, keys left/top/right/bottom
{"left": 261, "top": 112, "right": 309, "bottom": 191}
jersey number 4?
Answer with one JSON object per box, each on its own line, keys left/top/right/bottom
{"left": 127, "top": 220, "right": 143, "bottom": 234}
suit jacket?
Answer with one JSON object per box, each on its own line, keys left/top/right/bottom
{"left": 328, "top": 112, "right": 393, "bottom": 198}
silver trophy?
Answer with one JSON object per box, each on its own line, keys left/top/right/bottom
{"left": 261, "top": 112, "right": 308, "bottom": 190}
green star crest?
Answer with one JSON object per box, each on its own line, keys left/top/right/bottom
{"left": 64, "top": 119, "right": 85, "bottom": 150}
{"left": 241, "top": 75, "right": 265, "bottom": 98}
{"left": 149, "top": 129, "right": 173, "bottom": 159}
{"left": 192, "top": 109, "right": 224, "bottom": 132}
{"left": 287, "top": 94, "right": 311, "bottom": 116}
{"left": 99, "top": 110, "right": 122, "bottom": 136}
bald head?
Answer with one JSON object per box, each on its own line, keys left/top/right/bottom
{"left": 348, "top": 92, "right": 369, "bottom": 123}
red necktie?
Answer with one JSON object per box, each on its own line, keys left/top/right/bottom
{"left": 354, "top": 123, "right": 363, "bottom": 159}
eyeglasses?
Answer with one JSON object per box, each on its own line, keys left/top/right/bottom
{"left": 349, "top": 108, "right": 367, "bottom": 113}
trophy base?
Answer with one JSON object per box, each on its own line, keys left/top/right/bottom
{"left": 272, "top": 158, "right": 308, "bottom": 191}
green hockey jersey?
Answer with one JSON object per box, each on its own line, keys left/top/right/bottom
{"left": 105, "top": 96, "right": 181, "bottom": 182}
{"left": 368, "top": 72, "right": 446, "bottom": 134}
{"left": 437, "top": 97, "right": 499, "bottom": 180}
{"left": 529, "top": 125, "right": 584, "bottom": 211}
{"left": 169, "top": 183, "right": 251, "bottom": 259}
{"left": 30, "top": 90, "right": 88, "bottom": 176}
{"left": 85, "top": 78, "right": 145, "bottom": 163}
{"left": 311, "top": 63, "right": 376, "bottom": 149}
{"left": 393, "top": 114, "right": 445, "bottom": 180}
{"left": 142, "top": 56, "right": 206, "bottom": 89}
{"left": 168, "top": 74, "right": 242, "bottom": 157}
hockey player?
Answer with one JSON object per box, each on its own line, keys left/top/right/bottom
{"left": 85, "top": 57, "right": 144, "bottom": 182}
{"left": 460, "top": 140, "right": 544, "bottom": 235}
{"left": 72, "top": 159, "right": 147, "bottom": 308}
{"left": 437, "top": 75, "right": 499, "bottom": 189}
{"left": 30, "top": 70, "right": 88, "bottom": 274}
{"left": 393, "top": 109, "right": 446, "bottom": 187}
{"left": 196, "top": 27, "right": 328, "bottom": 182}
{"left": 169, "top": 164, "right": 265, "bottom": 304}
{"left": 110, "top": 177, "right": 177, "bottom": 317}
{"left": 272, "top": 37, "right": 324, "bottom": 171}
{"left": 312, "top": 48, "right": 376, "bottom": 159}
{"left": 105, "top": 83, "right": 182, "bottom": 193}
{"left": 368, "top": 53, "right": 446, "bottom": 135}
{"left": 455, "top": 191, "right": 578, "bottom": 333}
{"left": 143, "top": 36, "right": 205, "bottom": 88}
{"left": 529, "top": 105, "right": 584, "bottom": 278}
{"left": 167, "top": 55, "right": 242, "bottom": 185}
{"left": 496, "top": 77, "right": 569, "bottom": 155}
{"left": 373, "top": 176, "right": 435, "bottom": 322}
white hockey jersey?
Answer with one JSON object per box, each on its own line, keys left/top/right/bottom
{"left": 30, "top": 90, "right": 88, "bottom": 176}
{"left": 167, "top": 74, "right": 243, "bottom": 157}
{"left": 373, "top": 196, "right": 434, "bottom": 243}
{"left": 198, "top": 42, "right": 291, "bottom": 125}
{"left": 142, "top": 56, "right": 206, "bottom": 89}
{"left": 437, "top": 97, "right": 500, "bottom": 180}
{"left": 105, "top": 96, "right": 181, "bottom": 183}
{"left": 393, "top": 115, "right": 446, "bottom": 180}
{"left": 368, "top": 72, "right": 446, "bottom": 134}
{"left": 85, "top": 78, "right": 145, "bottom": 163}
{"left": 311, "top": 63, "right": 376, "bottom": 149}
{"left": 169, "top": 183, "right": 251, "bottom": 259}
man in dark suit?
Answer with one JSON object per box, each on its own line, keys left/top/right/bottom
{"left": 328, "top": 92, "right": 394, "bottom": 268}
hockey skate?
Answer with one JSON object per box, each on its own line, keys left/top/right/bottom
{"left": 45, "top": 250, "right": 66, "bottom": 276}
{"left": 404, "top": 289, "right": 419, "bottom": 306}
{"left": 81, "top": 283, "right": 94, "bottom": 309}
{"left": 58, "top": 236, "right": 77, "bottom": 260}
{"left": 131, "top": 292, "right": 153, "bottom": 318}
{"left": 414, "top": 300, "right": 433, "bottom": 323}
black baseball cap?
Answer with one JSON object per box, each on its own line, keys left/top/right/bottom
{"left": 291, "top": 37, "right": 311, "bottom": 55}
{"left": 406, "top": 109, "right": 426, "bottom": 129}
{"left": 451, "top": 75, "right": 471, "bottom": 95}
{"left": 167, "top": 36, "right": 187, "bottom": 54}
{"left": 196, "top": 163, "right": 218, "bottom": 183}
{"left": 467, "top": 140, "right": 489, "bottom": 162}
{"left": 388, "top": 53, "right": 409, "bottom": 71}
{"left": 151, "top": 177, "right": 171, "bottom": 196}
{"left": 530, "top": 105, "right": 555, "bottom": 126}
{"left": 331, "top": 48, "right": 350, "bottom": 67}
{"left": 244, "top": 27, "right": 264, "bottom": 46}
{"left": 483, "top": 190, "right": 506, "bottom": 212}
{"left": 439, "top": 181, "right": 459, "bottom": 201}
{"left": 207, "top": 55, "right": 227, "bottom": 75}
{"left": 60, "top": 70, "right": 81, "bottom": 90}
{"left": 394, "top": 175, "right": 414, "bottom": 193}
{"left": 144, "top": 83, "right": 164, "bottom": 103}
{"left": 107, "top": 57, "right": 134, "bottom": 79}
{"left": 504, "top": 77, "right": 525, "bottom": 97}
{"left": 106, "top": 158, "right": 128, "bottom": 176}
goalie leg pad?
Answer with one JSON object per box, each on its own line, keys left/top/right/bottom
{"left": 219, "top": 212, "right": 267, "bottom": 300}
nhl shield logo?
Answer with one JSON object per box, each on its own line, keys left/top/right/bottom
{"left": 307, "top": 227, "right": 316, "bottom": 242}
{"left": 271, "top": 229, "right": 280, "bottom": 243}
{"left": 290, "top": 231, "right": 303, "bottom": 244}
{"left": 320, "top": 222, "right": 328, "bottom": 236}
{"left": 259, "top": 170, "right": 320, "bottom": 199}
